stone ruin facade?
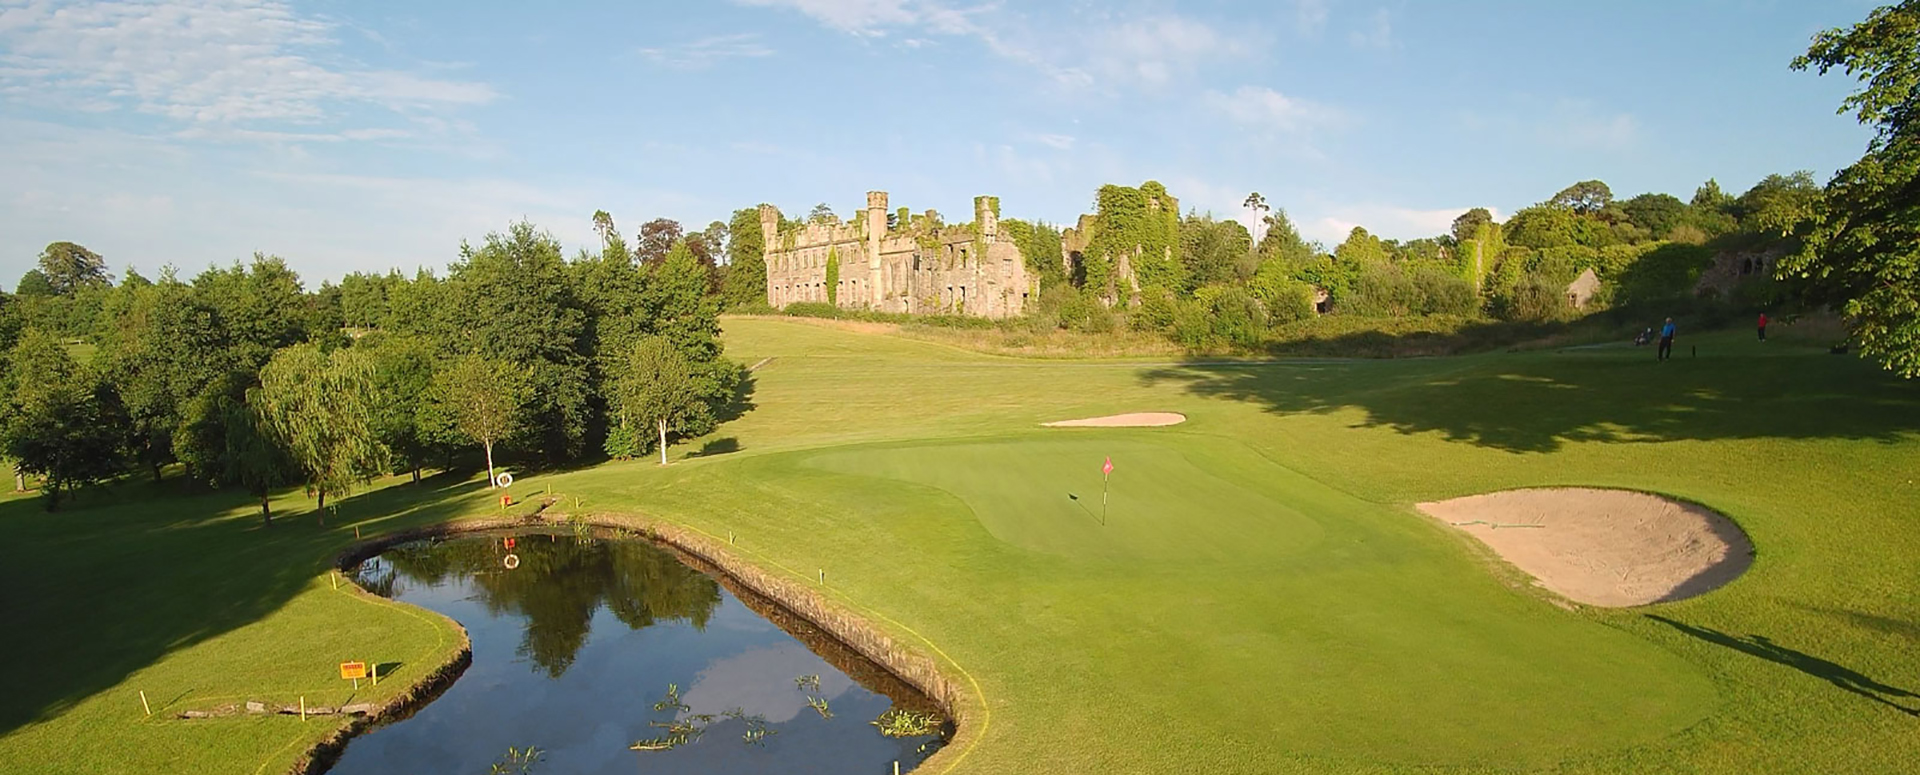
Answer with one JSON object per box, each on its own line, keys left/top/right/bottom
{"left": 763, "top": 192, "right": 1031, "bottom": 318}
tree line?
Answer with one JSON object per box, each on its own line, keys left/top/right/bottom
{"left": 0, "top": 221, "right": 741, "bottom": 513}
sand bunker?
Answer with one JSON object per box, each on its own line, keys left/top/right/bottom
{"left": 1043, "top": 412, "right": 1187, "bottom": 428}
{"left": 1417, "top": 488, "right": 1753, "bottom": 607}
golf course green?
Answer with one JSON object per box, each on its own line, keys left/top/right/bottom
{"left": 4, "top": 315, "right": 1918, "bottom": 773}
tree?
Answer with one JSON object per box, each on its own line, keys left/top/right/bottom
{"left": 614, "top": 336, "right": 705, "bottom": 465}
{"left": 253, "top": 344, "right": 387, "bottom": 518}
{"left": 15, "top": 270, "right": 53, "bottom": 298}
{"left": 36, "top": 242, "right": 112, "bottom": 296}
{"left": 1256, "top": 208, "right": 1316, "bottom": 265}
{"left": 1786, "top": 0, "right": 1920, "bottom": 376}
{"left": 0, "top": 329, "right": 125, "bottom": 510}
{"left": 97, "top": 277, "right": 233, "bottom": 482}
{"left": 808, "top": 202, "right": 835, "bottom": 222}
{"left": 1550, "top": 181, "right": 1613, "bottom": 214}
{"left": 592, "top": 210, "right": 618, "bottom": 249}
{"left": 720, "top": 206, "right": 768, "bottom": 306}
{"left": 1692, "top": 178, "right": 1734, "bottom": 211}
{"left": 1734, "top": 172, "right": 1822, "bottom": 236}
{"left": 1180, "top": 214, "right": 1254, "bottom": 288}
{"left": 435, "top": 352, "right": 532, "bottom": 489}
{"left": 1620, "top": 194, "right": 1688, "bottom": 238}
{"left": 1335, "top": 227, "right": 1390, "bottom": 265}
{"left": 636, "top": 218, "right": 684, "bottom": 264}
{"left": 1242, "top": 192, "right": 1270, "bottom": 244}
{"left": 446, "top": 221, "right": 590, "bottom": 461}
{"left": 362, "top": 333, "right": 445, "bottom": 482}
{"left": 191, "top": 390, "right": 296, "bottom": 523}
{"left": 1450, "top": 208, "right": 1494, "bottom": 244}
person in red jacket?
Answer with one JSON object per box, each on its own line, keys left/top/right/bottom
{"left": 1757, "top": 312, "right": 1769, "bottom": 342}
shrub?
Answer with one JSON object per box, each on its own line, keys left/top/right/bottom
{"left": 782, "top": 301, "right": 842, "bottom": 319}
{"left": 1411, "top": 268, "right": 1478, "bottom": 316}
{"left": 1208, "top": 287, "right": 1269, "bottom": 349}
{"left": 1131, "top": 288, "right": 1179, "bottom": 332}
{"left": 1340, "top": 263, "right": 1418, "bottom": 317}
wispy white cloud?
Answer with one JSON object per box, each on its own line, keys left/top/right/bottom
{"left": 0, "top": 0, "right": 495, "bottom": 135}
{"left": 1204, "top": 86, "right": 1344, "bottom": 134}
{"left": 1032, "top": 133, "right": 1076, "bottom": 151}
{"left": 1295, "top": 0, "right": 1328, "bottom": 36}
{"left": 732, "top": 0, "right": 913, "bottom": 36}
{"left": 735, "top": 0, "right": 1251, "bottom": 93}
{"left": 638, "top": 33, "right": 776, "bottom": 69}
{"left": 1306, "top": 205, "right": 1498, "bottom": 244}
{"left": 1543, "top": 100, "right": 1640, "bottom": 150}
{"left": 1348, "top": 9, "right": 1393, "bottom": 50}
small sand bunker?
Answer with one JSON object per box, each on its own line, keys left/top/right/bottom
{"left": 1417, "top": 488, "right": 1753, "bottom": 607}
{"left": 1043, "top": 412, "right": 1187, "bottom": 428}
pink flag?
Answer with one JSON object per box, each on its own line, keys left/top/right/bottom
{"left": 1102, "top": 456, "right": 1113, "bottom": 477}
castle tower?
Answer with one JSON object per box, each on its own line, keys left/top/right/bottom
{"left": 866, "top": 191, "right": 887, "bottom": 308}
{"left": 758, "top": 204, "right": 781, "bottom": 306}
{"left": 974, "top": 196, "right": 999, "bottom": 242}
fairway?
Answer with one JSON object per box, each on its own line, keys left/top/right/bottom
{"left": 6, "top": 316, "right": 1919, "bottom": 774}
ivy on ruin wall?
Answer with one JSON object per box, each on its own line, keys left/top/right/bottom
{"left": 825, "top": 246, "right": 840, "bottom": 305}
{"left": 1085, "top": 181, "right": 1183, "bottom": 303}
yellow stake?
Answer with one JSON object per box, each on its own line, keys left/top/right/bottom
{"left": 139, "top": 690, "right": 151, "bottom": 717}
{"left": 300, "top": 696, "right": 306, "bottom": 722}
{"left": 371, "top": 662, "right": 378, "bottom": 687}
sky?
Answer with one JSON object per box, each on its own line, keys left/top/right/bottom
{"left": 0, "top": 0, "right": 1888, "bottom": 286}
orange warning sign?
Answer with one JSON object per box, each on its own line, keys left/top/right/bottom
{"left": 340, "top": 661, "right": 367, "bottom": 680}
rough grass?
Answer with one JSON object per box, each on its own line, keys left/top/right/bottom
{"left": 0, "top": 475, "right": 496, "bottom": 774}
{"left": 6, "top": 315, "right": 1919, "bottom": 774}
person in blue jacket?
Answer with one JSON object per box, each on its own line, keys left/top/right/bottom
{"left": 1658, "top": 317, "right": 1676, "bottom": 361}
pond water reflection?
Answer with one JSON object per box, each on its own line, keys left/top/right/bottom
{"left": 331, "top": 530, "right": 945, "bottom": 775}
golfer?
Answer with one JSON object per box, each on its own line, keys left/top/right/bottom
{"left": 1757, "top": 312, "right": 1768, "bottom": 341}
{"left": 1658, "top": 318, "right": 1676, "bottom": 362}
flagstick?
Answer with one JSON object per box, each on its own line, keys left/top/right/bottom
{"left": 1101, "top": 471, "right": 1109, "bottom": 526}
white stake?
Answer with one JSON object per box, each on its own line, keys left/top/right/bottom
{"left": 139, "top": 690, "right": 150, "bottom": 716}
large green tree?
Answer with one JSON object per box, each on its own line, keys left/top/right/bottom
{"left": 720, "top": 206, "right": 767, "bottom": 306}
{"left": 0, "top": 329, "right": 125, "bottom": 510}
{"left": 614, "top": 335, "right": 706, "bottom": 466}
{"left": 253, "top": 344, "right": 387, "bottom": 517}
{"left": 446, "top": 221, "right": 591, "bottom": 461}
{"left": 36, "top": 242, "right": 112, "bottom": 296}
{"left": 434, "top": 351, "right": 533, "bottom": 489}
{"left": 1787, "top": 0, "right": 1920, "bottom": 376}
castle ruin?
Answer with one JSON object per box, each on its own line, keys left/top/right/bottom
{"left": 763, "top": 192, "right": 1031, "bottom": 318}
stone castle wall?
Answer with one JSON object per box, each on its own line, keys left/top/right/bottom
{"left": 764, "top": 192, "right": 1031, "bottom": 318}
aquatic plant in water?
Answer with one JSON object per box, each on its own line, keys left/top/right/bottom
{"left": 794, "top": 674, "right": 821, "bottom": 691}
{"left": 871, "top": 708, "right": 942, "bottom": 738}
{"left": 652, "top": 683, "right": 689, "bottom": 713}
{"left": 805, "top": 695, "right": 832, "bottom": 719}
{"left": 487, "top": 746, "right": 544, "bottom": 774}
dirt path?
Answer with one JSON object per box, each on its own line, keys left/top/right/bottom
{"left": 1417, "top": 488, "right": 1753, "bottom": 607}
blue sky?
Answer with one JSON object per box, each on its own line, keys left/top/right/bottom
{"left": 0, "top": 0, "right": 1885, "bottom": 286}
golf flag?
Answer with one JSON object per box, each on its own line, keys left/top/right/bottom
{"left": 1102, "top": 456, "right": 1113, "bottom": 476}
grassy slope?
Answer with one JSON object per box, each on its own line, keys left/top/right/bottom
{"left": 553, "top": 317, "right": 1919, "bottom": 774}
{"left": 3, "top": 316, "right": 1916, "bottom": 774}
{"left": 0, "top": 476, "right": 498, "bottom": 774}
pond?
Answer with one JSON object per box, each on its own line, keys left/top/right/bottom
{"left": 331, "top": 529, "right": 947, "bottom": 774}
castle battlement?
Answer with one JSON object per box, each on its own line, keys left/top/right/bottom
{"left": 763, "top": 191, "right": 1031, "bottom": 318}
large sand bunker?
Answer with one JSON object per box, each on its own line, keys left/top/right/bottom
{"left": 1043, "top": 412, "right": 1187, "bottom": 428}
{"left": 1417, "top": 488, "right": 1753, "bottom": 607}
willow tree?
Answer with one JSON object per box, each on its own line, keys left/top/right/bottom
{"left": 435, "top": 352, "right": 532, "bottom": 488}
{"left": 614, "top": 335, "right": 706, "bottom": 466}
{"left": 253, "top": 343, "right": 387, "bottom": 520}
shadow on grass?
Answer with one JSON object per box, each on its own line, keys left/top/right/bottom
{"left": 687, "top": 437, "right": 742, "bottom": 458}
{"left": 1140, "top": 327, "right": 1920, "bottom": 453}
{"left": 1648, "top": 616, "right": 1920, "bottom": 717}
{"left": 0, "top": 470, "right": 489, "bottom": 736}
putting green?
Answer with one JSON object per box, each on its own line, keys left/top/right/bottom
{"left": 806, "top": 436, "right": 1325, "bottom": 561}
{"left": 742, "top": 433, "right": 1723, "bottom": 766}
